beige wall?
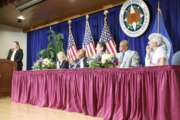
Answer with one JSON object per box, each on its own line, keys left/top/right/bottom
{"left": 0, "top": 24, "right": 27, "bottom": 70}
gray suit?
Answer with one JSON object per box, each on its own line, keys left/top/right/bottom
{"left": 116, "top": 50, "right": 140, "bottom": 68}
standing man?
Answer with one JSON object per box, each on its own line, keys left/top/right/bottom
{"left": 116, "top": 40, "right": 140, "bottom": 68}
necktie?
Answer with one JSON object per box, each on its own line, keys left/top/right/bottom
{"left": 121, "top": 52, "right": 126, "bottom": 67}
{"left": 122, "top": 52, "right": 125, "bottom": 61}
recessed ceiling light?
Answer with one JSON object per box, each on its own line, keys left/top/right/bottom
{"left": 69, "top": 0, "right": 75, "bottom": 3}
{"left": 17, "top": 15, "right": 25, "bottom": 20}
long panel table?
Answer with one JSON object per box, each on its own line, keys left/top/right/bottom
{"left": 11, "top": 66, "right": 180, "bottom": 120}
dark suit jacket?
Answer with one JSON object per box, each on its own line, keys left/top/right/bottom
{"left": 7, "top": 49, "right": 23, "bottom": 70}
{"left": 58, "top": 60, "right": 69, "bottom": 69}
{"left": 95, "top": 52, "right": 104, "bottom": 61}
{"left": 74, "top": 57, "right": 88, "bottom": 68}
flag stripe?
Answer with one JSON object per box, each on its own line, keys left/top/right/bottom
{"left": 85, "top": 47, "right": 89, "bottom": 57}
{"left": 86, "top": 45, "right": 91, "bottom": 56}
{"left": 88, "top": 43, "right": 94, "bottom": 56}
{"left": 90, "top": 43, "right": 96, "bottom": 56}
{"left": 71, "top": 46, "right": 77, "bottom": 60}
{"left": 83, "top": 20, "right": 96, "bottom": 57}
{"left": 67, "top": 25, "right": 78, "bottom": 61}
{"left": 99, "top": 17, "right": 117, "bottom": 55}
{"left": 109, "top": 40, "right": 116, "bottom": 54}
{"left": 106, "top": 42, "right": 113, "bottom": 54}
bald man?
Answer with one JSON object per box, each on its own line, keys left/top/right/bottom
{"left": 116, "top": 40, "right": 140, "bottom": 68}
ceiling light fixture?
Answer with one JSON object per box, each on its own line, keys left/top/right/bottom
{"left": 16, "top": 15, "right": 25, "bottom": 23}
{"left": 17, "top": 15, "right": 25, "bottom": 20}
{"left": 16, "top": 0, "right": 46, "bottom": 12}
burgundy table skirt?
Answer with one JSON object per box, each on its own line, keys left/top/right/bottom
{"left": 11, "top": 66, "right": 180, "bottom": 120}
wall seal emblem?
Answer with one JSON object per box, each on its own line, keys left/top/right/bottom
{"left": 119, "top": 0, "right": 150, "bottom": 37}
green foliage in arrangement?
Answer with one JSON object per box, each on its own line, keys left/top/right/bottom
{"left": 38, "top": 30, "right": 64, "bottom": 62}
{"left": 32, "top": 30, "right": 64, "bottom": 70}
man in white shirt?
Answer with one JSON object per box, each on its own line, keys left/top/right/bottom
{"left": 116, "top": 40, "right": 140, "bottom": 68}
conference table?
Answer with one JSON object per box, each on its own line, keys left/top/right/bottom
{"left": 11, "top": 66, "right": 180, "bottom": 120}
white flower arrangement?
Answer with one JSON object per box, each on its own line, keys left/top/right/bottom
{"left": 32, "top": 58, "right": 56, "bottom": 70}
{"left": 101, "top": 54, "right": 114, "bottom": 64}
{"left": 88, "top": 53, "right": 118, "bottom": 68}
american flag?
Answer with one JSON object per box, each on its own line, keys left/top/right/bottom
{"left": 99, "top": 16, "right": 117, "bottom": 55}
{"left": 67, "top": 24, "right": 77, "bottom": 61}
{"left": 83, "top": 18, "right": 96, "bottom": 57}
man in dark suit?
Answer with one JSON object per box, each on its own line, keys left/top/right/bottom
{"left": 56, "top": 51, "right": 69, "bottom": 69}
{"left": 7, "top": 41, "right": 23, "bottom": 71}
{"left": 93, "top": 42, "right": 106, "bottom": 61}
{"left": 73, "top": 49, "right": 88, "bottom": 68}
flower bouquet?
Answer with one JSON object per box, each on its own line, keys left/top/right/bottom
{"left": 101, "top": 54, "right": 118, "bottom": 68}
{"left": 88, "top": 54, "right": 118, "bottom": 68}
{"left": 32, "top": 58, "right": 56, "bottom": 70}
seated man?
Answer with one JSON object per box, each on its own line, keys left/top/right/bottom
{"left": 56, "top": 51, "right": 69, "bottom": 69}
{"left": 93, "top": 42, "right": 106, "bottom": 61}
{"left": 73, "top": 49, "right": 88, "bottom": 68}
{"left": 172, "top": 51, "right": 180, "bottom": 65}
{"left": 145, "top": 33, "right": 170, "bottom": 66}
{"left": 116, "top": 40, "right": 140, "bottom": 68}
{"left": 68, "top": 58, "right": 75, "bottom": 68}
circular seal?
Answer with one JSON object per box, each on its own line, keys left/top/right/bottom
{"left": 119, "top": 0, "right": 150, "bottom": 37}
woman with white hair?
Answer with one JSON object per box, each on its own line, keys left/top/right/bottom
{"left": 145, "top": 33, "right": 170, "bottom": 66}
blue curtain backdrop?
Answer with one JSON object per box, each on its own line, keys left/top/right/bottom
{"left": 27, "top": 0, "right": 180, "bottom": 70}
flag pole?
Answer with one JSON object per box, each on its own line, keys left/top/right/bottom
{"left": 104, "top": 10, "right": 108, "bottom": 25}
{"left": 68, "top": 20, "right": 72, "bottom": 30}
{"left": 86, "top": 15, "right": 89, "bottom": 21}
{"left": 68, "top": 20, "right": 72, "bottom": 38}
{"left": 157, "top": 0, "right": 160, "bottom": 33}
